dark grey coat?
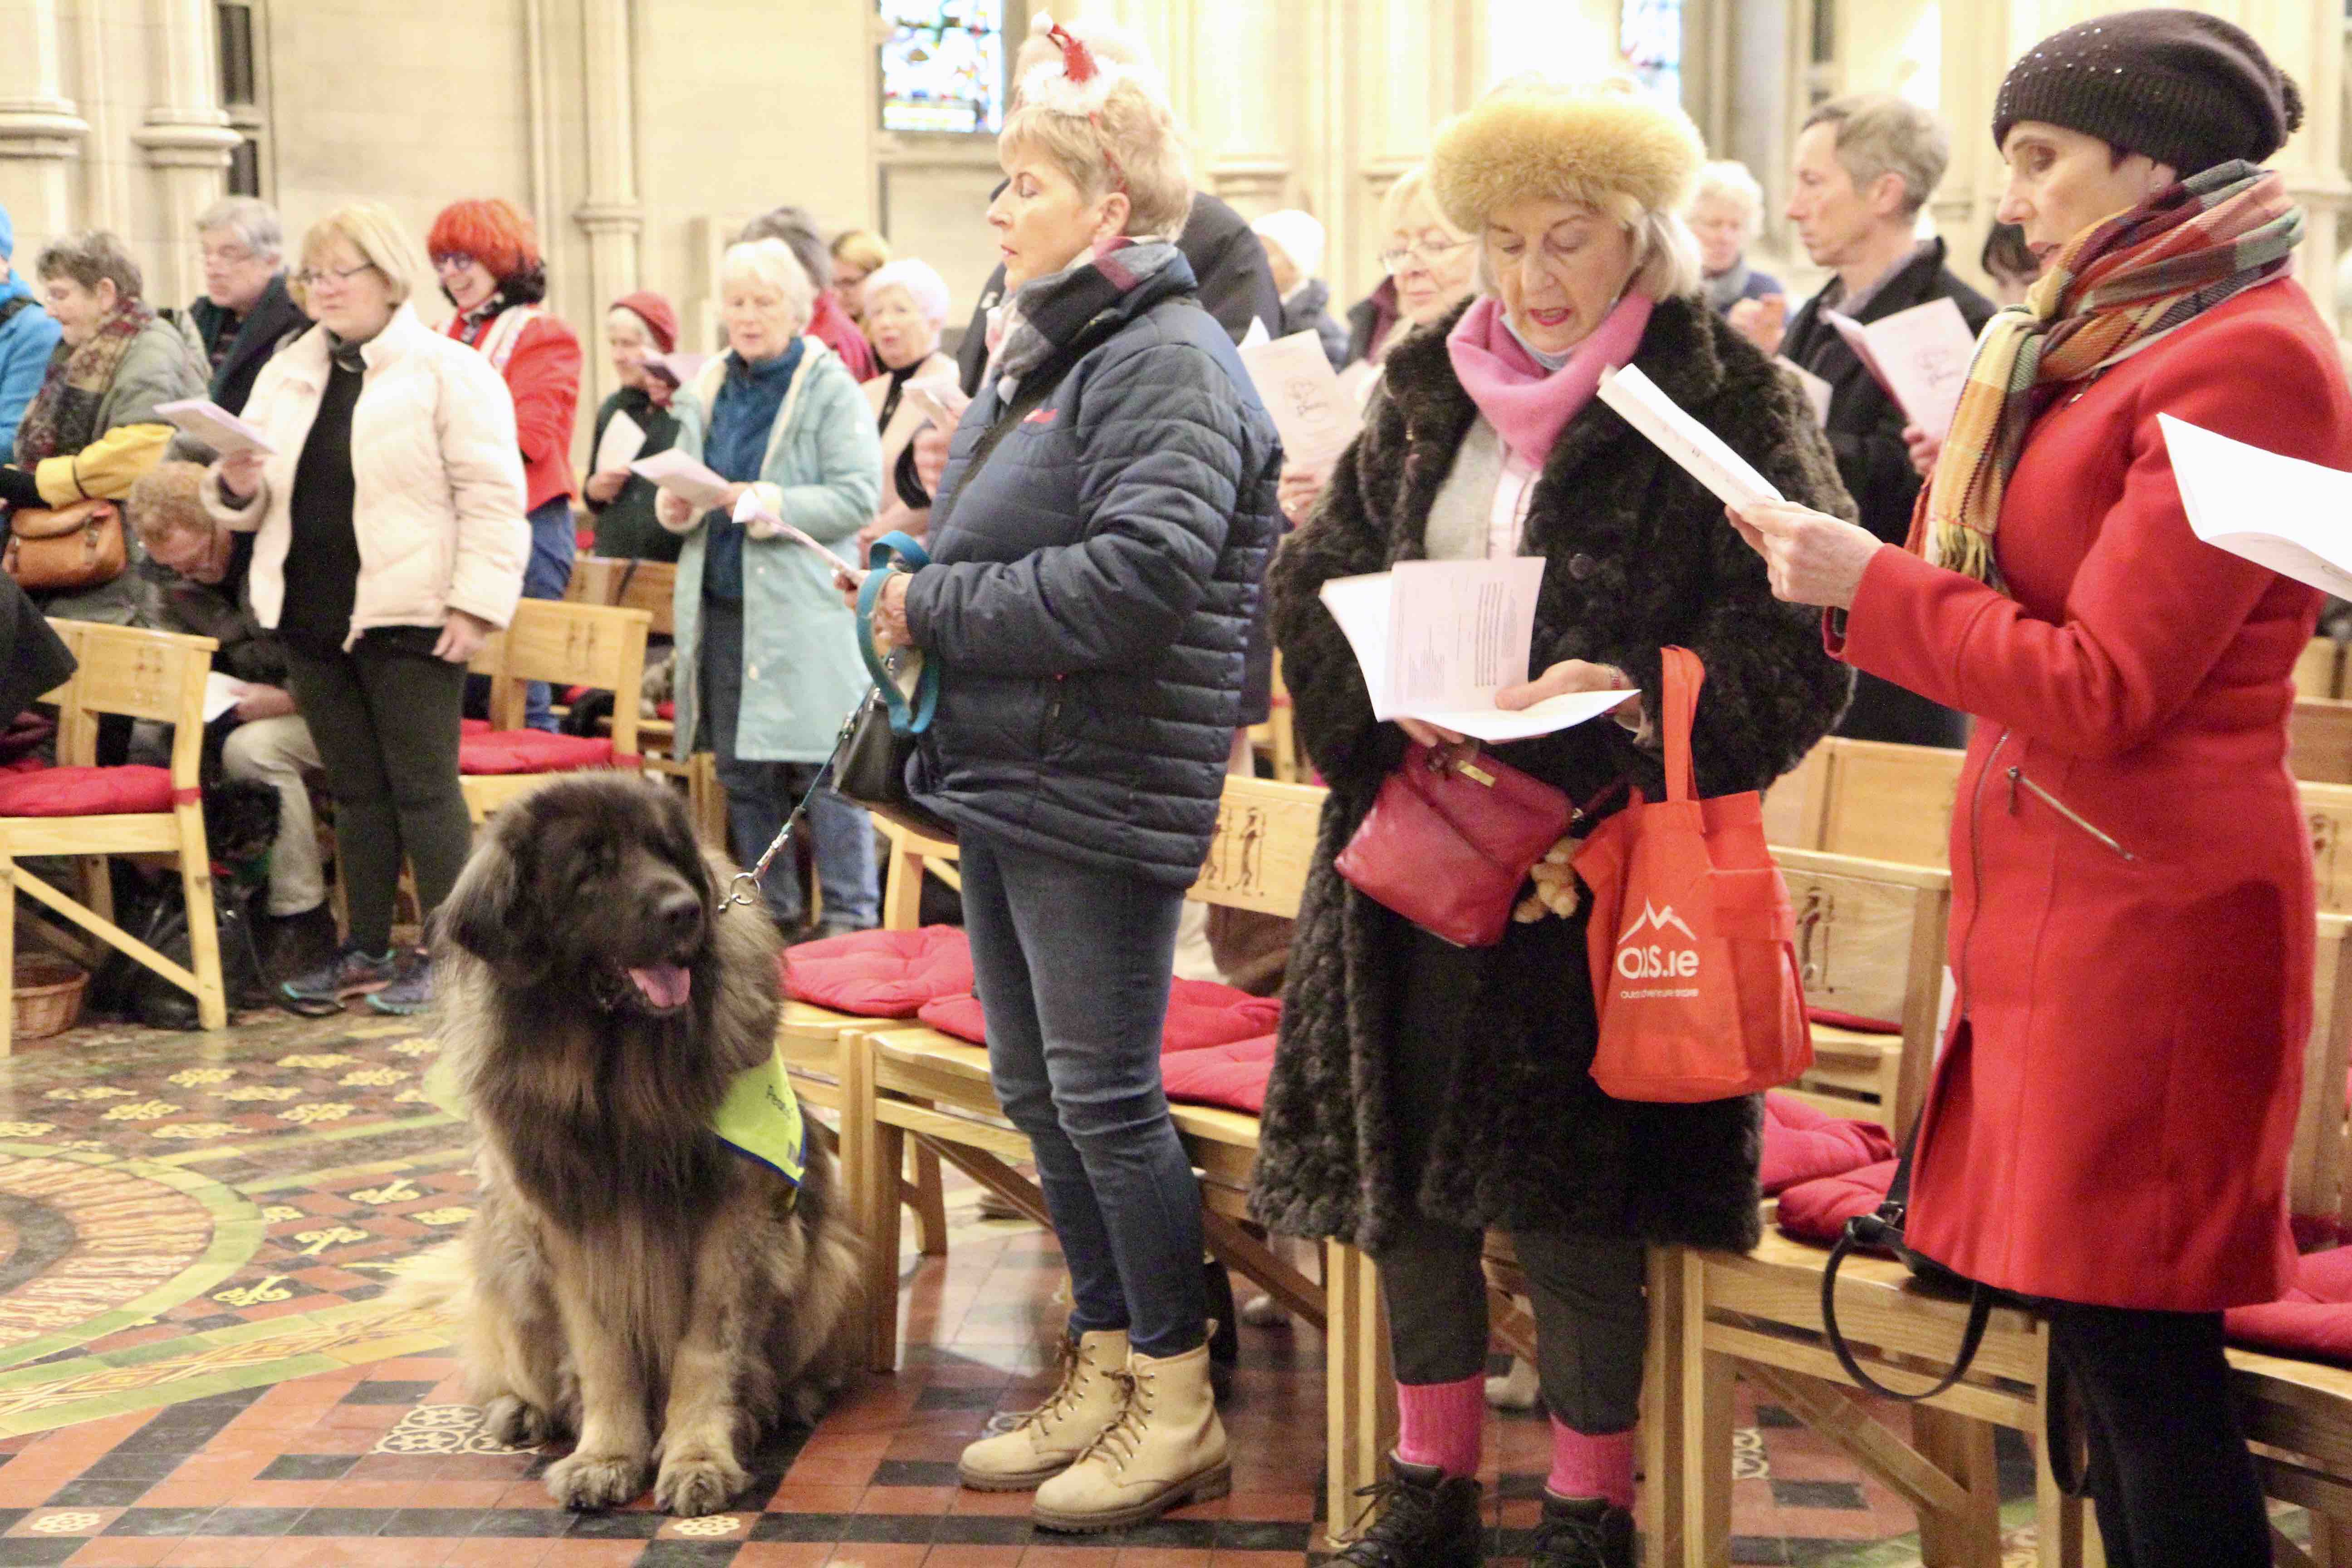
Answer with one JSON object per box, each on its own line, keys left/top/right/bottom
{"left": 1247, "top": 295, "right": 1854, "bottom": 1255}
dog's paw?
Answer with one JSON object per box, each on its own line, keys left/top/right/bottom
{"left": 545, "top": 1449, "right": 646, "bottom": 1511}
{"left": 655, "top": 1447, "right": 748, "bottom": 1517}
{"left": 483, "top": 1394, "right": 557, "bottom": 1450}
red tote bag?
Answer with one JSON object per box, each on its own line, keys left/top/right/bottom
{"left": 1574, "top": 647, "right": 1812, "bottom": 1102}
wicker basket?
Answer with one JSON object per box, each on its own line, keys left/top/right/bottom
{"left": 12, "top": 953, "right": 88, "bottom": 1041}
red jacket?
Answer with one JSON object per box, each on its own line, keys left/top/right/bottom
{"left": 446, "top": 305, "right": 582, "bottom": 514}
{"left": 1838, "top": 278, "right": 2352, "bottom": 1311}
{"left": 808, "top": 292, "right": 876, "bottom": 382}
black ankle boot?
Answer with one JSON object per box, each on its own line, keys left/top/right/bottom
{"left": 1334, "top": 1455, "right": 1485, "bottom": 1568}
{"left": 1202, "top": 1258, "right": 1238, "bottom": 1402}
{"left": 1528, "top": 1493, "right": 1634, "bottom": 1568}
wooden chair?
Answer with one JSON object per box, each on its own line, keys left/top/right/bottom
{"left": 775, "top": 818, "right": 953, "bottom": 1267}
{"left": 1778, "top": 847, "right": 1950, "bottom": 1141}
{"left": 569, "top": 558, "right": 725, "bottom": 844}
{"left": 459, "top": 599, "right": 651, "bottom": 823}
{"left": 1672, "top": 897, "right": 2352, "bottom": 1568}
{"left": 2298, "top": 637, "right": 2343, "bottom": 702}
{"left": 1813, "top": 738, "right": 1965, "bottom": 869}
{"left": 2294, "top": 699, "right": 2352, "bottom": 785}
{"left": 2, "top": 621, "right": 225, "bottom": 1045}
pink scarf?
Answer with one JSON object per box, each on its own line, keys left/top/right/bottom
{"left": 1445, "top": 293, "right": 1653, "bottom": 467}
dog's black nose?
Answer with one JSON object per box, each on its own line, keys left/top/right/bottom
{"left": 652, "top": 887, "right": 703, "bottom": 947}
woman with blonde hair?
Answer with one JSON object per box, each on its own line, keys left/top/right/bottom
{"left": 204, "top": 201, "right": 529, "bottom": 1015}
{"left": 1255, "top": 80, "right": 1849, "bottom": 1568}
{"left": 1688, "top": 159, "right": 1782, "bottom": 315}
{"left": 851, "top": 20, "right": 1279, "bottom": 1532}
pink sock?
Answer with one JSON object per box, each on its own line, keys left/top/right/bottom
{"left": 1548, "top": 1420, "right": 1635, "bottom": 1509}
{"left": 1394, "top": 1375, "right": 1485, "bottom": 1479}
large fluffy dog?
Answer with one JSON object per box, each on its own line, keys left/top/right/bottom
{"left": 421, "top": 776, "right": 860, "bottom": 1515}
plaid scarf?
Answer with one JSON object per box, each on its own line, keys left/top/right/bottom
{"left": 985, "top": 237, "right": 1184, "bottom": 400}
{"left": 1911, "top": 161, "right": 2302, "bottom": 590}
{"left": 14, "top": 299, "right": 160, "bottom": 465}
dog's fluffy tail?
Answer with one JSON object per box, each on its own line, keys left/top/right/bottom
{"left": 387, "top": 1239, "right": 475, "bottom": 1321}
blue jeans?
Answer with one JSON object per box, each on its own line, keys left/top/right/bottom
{"left": 698, "top": 598, "right": 877, "bottom": 930}
{"left": 520, "top": 495, "right": 576, "bottom": 733}
{"left": 959, "top": 830, "right": 1205, "bottom": 1358}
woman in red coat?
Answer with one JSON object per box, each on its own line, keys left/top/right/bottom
{"left": 427, "top": 199, "right": 583, "bottom": 732}
{"left": 1735, "top": 13, "right": 2348, "bottom": 1564}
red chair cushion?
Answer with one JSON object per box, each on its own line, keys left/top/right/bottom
{"left": 1759, "top": 1092, "right": 1896, "bottom": 1197}
{"left": 0, "top": 764, "right": 176, "bottom": 817}
{"left": 458, "top": 730, "right": 617, "bottom": 775}
{"left": 1161, "top": 1034, "right": 1278, "bottom": 1115}
{"left": 2225, "top": 1248, "right": 2352, "bottom": 1366}
{"left": 1808, "top": 1007, "right": 1901, "bottom": 1034}
{"left": 917, "top": 992, "right": 987, "bottom": 1043}
{"left": 461, "top": 717, "right": 492, "bottom": 735}
{"left": 563, "top": 684, "right": 593, "bottom": 704}
{"left": 658, "top": 700, "right": 676, "bottom": 721}
{"left": 911, "top": 979, "right": 1281, "bottom": 1053}
{"left": 784, "top": 926, "right": 974, "bottom": 1018}
{"left": 1774, "top": 1159, "right": 1898, "bottom": 1245}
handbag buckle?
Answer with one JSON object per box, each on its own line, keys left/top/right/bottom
{"left": 1456, "top": 761, "right": 1496, "bottom": 788}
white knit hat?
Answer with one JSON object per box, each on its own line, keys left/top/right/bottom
{"left": 1250, "top": 209, "right": 1326, "bottom": 282}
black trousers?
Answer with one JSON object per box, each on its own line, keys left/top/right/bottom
{"left": 283, "top": 627, "right": 471, "bottom": 954}
{"left": 2046, "top": 1301, "right": 2269, "bottom": 1567}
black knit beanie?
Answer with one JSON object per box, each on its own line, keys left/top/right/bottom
{"left": 1992, "top": 8, "right": 2303, "bottom": 175}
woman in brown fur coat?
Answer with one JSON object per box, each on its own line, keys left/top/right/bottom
{"left": 1247, "top": 82, "right": 1851, "bottom": 1568}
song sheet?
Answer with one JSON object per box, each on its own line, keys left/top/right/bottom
{"left": 2161, "top": 413, "right": 2352, "bottom": 597}
{"left": 1596, "top": 364, "right": 1783, "bottom": 509}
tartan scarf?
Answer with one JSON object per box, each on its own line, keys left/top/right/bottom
{"left": 13, "top": 299, "right": 158, "bottom": 466}
{"left": 1911, "top": 161, "right": 2302, "bottom": 590}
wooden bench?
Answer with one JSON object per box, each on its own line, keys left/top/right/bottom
{"left": 3, "top": 622, "right": 226, "bottom": 1044}
{"left": 2299, "top": 637, "right": 2342, "bottom": 702}
{"left": 2295, "top": 699, "right": 2352, "bottom": 785}
{"left": 1765, "top": 737, "right": 1965, "bottom": 871}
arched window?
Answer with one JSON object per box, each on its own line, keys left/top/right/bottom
{"left": 1621, "top": 0, "right": 1683, "bottom": 107}
{"left": 881, "top": 0, "right": 1006, "bottom": 136}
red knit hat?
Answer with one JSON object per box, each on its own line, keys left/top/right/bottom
{"left": 610, "top": 290, "right": 679, "bottom": 354}
{"left": 425, "top": 198, "right": 541, "bottom": 284}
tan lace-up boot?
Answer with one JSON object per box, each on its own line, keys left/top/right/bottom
{"left": 1030, "top": 1341, "right": 1230, "bottom": 1532}
{"left": 957, "top": 1329, "right": 1130, "bottom": 1491}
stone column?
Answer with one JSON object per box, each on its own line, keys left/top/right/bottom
{"left": 131, "top": 0, "right": 239, "bottom": 306}
{"left": 0, "top": 0, "right": 88, "bottom": 260}
{"left": 574, "top": 0, "right": 645, "bottom": 412}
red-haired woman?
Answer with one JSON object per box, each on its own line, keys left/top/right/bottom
{"left": 426, "top": 199, "right": 583, "bottom": 731}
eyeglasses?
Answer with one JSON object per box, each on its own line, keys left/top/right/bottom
{"left": 201, "top": 244, "right": 256, "bottom": 266}
{"left": 1378, "top": 236, "right": 1474, "bottom": 275}
{"left": 293, "top": 262, "right": 376, "bottom": 291}
{"left": 431, "top": 253, "right": 476, "bottom": 276}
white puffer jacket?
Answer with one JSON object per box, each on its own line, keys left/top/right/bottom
{"left": 203, "top": 303, "right": 530, "bottom": 648}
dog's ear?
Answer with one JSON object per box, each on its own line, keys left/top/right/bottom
{"left": 434, "top": 825, "right": 523, "bottom": 964}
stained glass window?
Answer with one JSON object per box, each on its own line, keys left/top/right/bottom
{"left": 881, "top": 1, "right": 1006, "bottom": 136}
{"left": 1621, "top": 0, "right": 1683, "bottom": 108}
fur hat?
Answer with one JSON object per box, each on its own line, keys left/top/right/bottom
{"left": 1429, "top": 78, "right": 1706, "bottom": 233}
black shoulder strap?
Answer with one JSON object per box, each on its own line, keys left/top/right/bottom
{"left": 0, "top": 295, "right": 34, "bottom": 332}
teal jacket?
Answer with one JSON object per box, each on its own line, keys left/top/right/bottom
{"left": 664, "top": 339, "right": 881, "bottom": 764}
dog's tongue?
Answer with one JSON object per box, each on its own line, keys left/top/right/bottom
{"left": 628, "top": 964, "right": 692, "bottom": 1009}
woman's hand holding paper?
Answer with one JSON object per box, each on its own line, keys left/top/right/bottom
{"left": 1728, "top": 500, "right": 1884, "bottom": 610}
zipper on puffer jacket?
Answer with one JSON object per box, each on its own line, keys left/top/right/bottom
{"left": 2004, "top": 764, "right": 2135, "bottom": 860}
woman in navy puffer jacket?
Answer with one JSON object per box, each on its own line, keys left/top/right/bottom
{"left": 852, "top": 29, "right": 1279, "bottom": 1536}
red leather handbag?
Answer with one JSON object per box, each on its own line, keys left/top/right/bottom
{"left": 1335, "top": 742, "right": 1571, "bottom": 947}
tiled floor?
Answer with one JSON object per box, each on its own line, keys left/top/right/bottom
{"left": 0, "top": 1004, "right": 2066, "bottom": 1564}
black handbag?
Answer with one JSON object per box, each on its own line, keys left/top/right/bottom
{"left": 1820, "top": 1138, "right": 2092, "bottom": 1495}
{"left": 836, "top": 530, "right": 958, "bottom": 843}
